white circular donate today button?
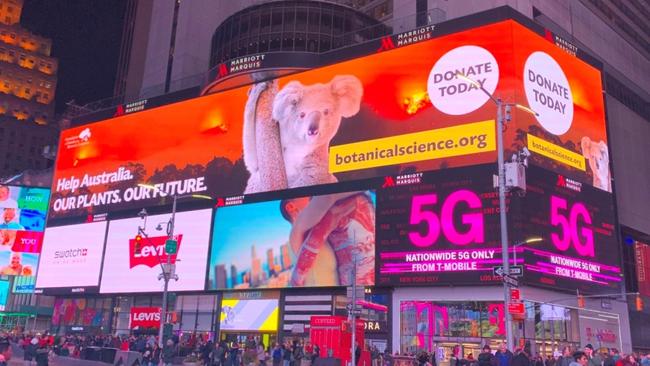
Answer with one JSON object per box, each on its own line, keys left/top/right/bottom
{"left": 427, "top": 45, "right": 500, "bottom": 115}
{"left": 523, "top": 51, "right": 573, "bottom": 135}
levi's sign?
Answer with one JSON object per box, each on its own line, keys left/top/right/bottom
{"left": 130, "top": 307, "right": 161, "bottom": 329}
{"left": 129, "top": 235, "right": 183, "bottom": 268}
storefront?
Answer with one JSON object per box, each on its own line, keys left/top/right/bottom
{"left": 333, "top": 288, "right": 391, "bottom": 352}
{"left": 392, "top": 286, "right": 628, "bottom": 360}
{"left": 51, "top": 297, "right": 113, "bottom": 335}
{"left": 112, "top": 294, "right": 219, "bottom": 341}
{"left": 218, "top": 291, "right": 279, "bottom": 348}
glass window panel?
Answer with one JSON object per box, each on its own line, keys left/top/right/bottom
{"left": 282, "top": 36, "right": 294, "bottom": 51}
{"left": 296, "top": 8, "right": 307, "bottom": 31}
{"left": 181, "top": 295, "right": 199, "bottom": 311}
{"left": 196, "top": 312, "right": 213, "bottom": 332}
{"left": 294, "top": 33, "right": 306, "bottom": 51}
{"left": 181, "top": 311, "right": 197, "bottom": 331}
{"left": 270, "top": 34, "right": 281, "bottom": 51}
{"left": 308, "top": 9, "right": 320, "bottom": 33}
{"left": 283, "top": 8, "right": 295, "bottom": 32}
{"left": 197, "top": 295, "right": 215, "bottom": 312}
{"left": 271, "top": 9, "right": 283, "bottom": 32}
{"left": 260, "top": 11, "right": 271, "bottom": 33}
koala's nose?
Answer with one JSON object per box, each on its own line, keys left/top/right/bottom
{"left": 307, "top": 111, "right": 321, "bottom": 136}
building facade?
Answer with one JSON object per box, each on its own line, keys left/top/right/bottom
{"left": 0, "top": 0, "right": 56, "bottom": 124}
{"left": 0, "top": 0, "right": 58, "bottom": 179}
{"left": 40, "top": 0, "right": 649, "bottom": 355}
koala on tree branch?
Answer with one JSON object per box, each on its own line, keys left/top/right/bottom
{"left": 243, "top": 75, "right": 363, "bottom": 193}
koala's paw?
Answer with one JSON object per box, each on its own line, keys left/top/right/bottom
{"left": 247, "top": 81, "right": 270, "bottom": 98}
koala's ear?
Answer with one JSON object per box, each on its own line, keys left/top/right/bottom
{"left": 272, "top": 81, "right": 303, "bottom": 121}
{"left": 581, "top": 136, "right": 592, "bottom": 157}
{"left": 330, "top": 75, "right": 363, "bottom": 118}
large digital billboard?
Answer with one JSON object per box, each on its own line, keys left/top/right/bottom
{"left": 50, "top": 19, "right": 609, "bottom": 221}
{"left": 208, "top": 191, "right": 375, "bottom": 289}
{"left": 0, "top": 185, "right": 49, "bottom": 280}
{"left": 35, "top": 221, "right": 107, "bottom": 294}
{"left": 635, "top": 241, "right": 650, "bottom": 297}
{"left": 100, "top": 209, "right": 212, "bottom": 293}
{"left": 375, "top": 165, "right": 503, "bottom": 286}
{"left": 514, "top": 166, "right": 621, "bottom": 293}
{"left": 220, "top": 298, "right": 279, "bottom": 332}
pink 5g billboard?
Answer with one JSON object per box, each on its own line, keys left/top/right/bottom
{"left": 376, "top": 165, "right": 505, "bottom": 286}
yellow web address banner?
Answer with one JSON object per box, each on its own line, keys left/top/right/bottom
{"left": 329, "top": 120, "right": 495, "bottom": 173}
{"left": 527, "top": 134, "right": 586, "bottom": 171}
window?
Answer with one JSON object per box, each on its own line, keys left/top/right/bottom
{"left": 7, "top": 6, "right": 12, "bottom": 13}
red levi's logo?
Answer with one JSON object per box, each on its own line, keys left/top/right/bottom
{"left": 128, "top": 234, "right": 183, "bottom": 269}
{"left": 11, "top": 231, "right": 44, "bottom": 253}
{"left": 130, "top": 307, "right": 161, "bottom": 329}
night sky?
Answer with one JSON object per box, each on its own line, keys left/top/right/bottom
{"left": 21, "top": 0, "right": 128, "bottom": 114}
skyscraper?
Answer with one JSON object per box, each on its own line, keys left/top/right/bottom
{"left": 0, "top": 0, "right": 58, "bottom": 179}
{"left": 0, "top": 0, "right": 56, "bottom": 124}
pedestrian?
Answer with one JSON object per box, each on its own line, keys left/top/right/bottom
{"left": 512, "top": 348, "right": 531, "bottom": 366}
{"left": 570, "top": 352, "right": 588, "bottom": 366}
{"left": 283, "top": 344, "right": 291, "bottom": 366}
{"left": 584, "top": 345, "right": 603, "bottom": 366}
{"left": 152, "top": 343, "right": 162, "bottom": 366}
{"left": 641, "top": 354, "right": 650, "bottom": 366}
{"left": 258, "top": 342, "right": 267, "bottom": 366}
{"left": 479, "top": 345, "right": 496, "bottom": 366}
{"left": 496, "top": 344, "right": 514, "bottom": 366}
{"left": 143, "top": 344, "right": 152, "bottom": 366}
{"left": 0, "top": 339, "right": 12, "bottom": 366}
{"left": 273, "top": 344, "right": 283, "bottom": 366}
{"left": 312, "top": 345, "right": 320, "bottom": 364}
{"left": 24, "top": 337, "right": 38, "bottom": 366}
{"left": 34, "top": 343, "right": 49, "bottom": 366}
{"left": 622, "top": 355, "right": 638, "bottom": 366}
{"left": 162, "top": 339, "right": 175, "bottom": 366}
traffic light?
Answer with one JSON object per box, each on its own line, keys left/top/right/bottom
{"left": 636, "top": 294, "right": 644, "bottom": 311}
{"left": 134, "top": 234, "right": 143, "bottom": 254}
{"left": 577, "top": 294, "right": 585, "bottom": 308}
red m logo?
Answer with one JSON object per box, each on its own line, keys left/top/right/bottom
{"left": 114, "top": 105, "right": 125, "bottom": 117}
{"left": 217, "top": 63, "right": 229, "bottom": 78}
{"left": 376, "top": 36, "right": 396, "bottom": 52}
{"left": 382, "top": 176, "right": 395, "bottom": 188}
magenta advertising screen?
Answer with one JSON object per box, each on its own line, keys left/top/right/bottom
{"left": 515, "top": 166, "right": 621, "bottom": 293}
{"left": 375, "top": 165, "right": 503, "bottom": 286}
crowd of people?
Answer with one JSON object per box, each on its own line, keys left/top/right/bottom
{"left": 404, "top": 344, "right": 650, "bottom": 366}
{"left": 0, "top": 333, "right": 650, "bottom": 366}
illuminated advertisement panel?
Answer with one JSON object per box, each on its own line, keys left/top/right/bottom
{"left": 635, "top": 241, "right": 650, "bottom": 297}
{"left": 375, "top": 165, "right": 502, "bottom": 286}
{"left": 0, "top": 185, "right": 49, "bottom": 279}
{"left": 100, "top": 209, "right": 212, "bottom": 294}
{"left": 514, "top": 166, "right": 621, "bottom": 293}
{"left": 219, "top": 298, "right": 279, "bottom": 332}
{"left": 0, "top": 280, "right": 8, "bottom": 311}
{"left": 35, "top": 221, "right": 107, "bottom": 294}
{"left": 12, "top": 275, "right": 35, "bottom": 294}
{"left": 208, "top": 191, "right": 375, "bottom": 289}
{"left": 50, "top": 20, "right": 608, "bottom": 223}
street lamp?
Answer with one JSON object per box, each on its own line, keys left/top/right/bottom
{"left": 137, "top": 183, "right": 212, "bottom": 347}
{"left": 456, "top": 72, "right": 538, "bottom": 349}
{"left": 513, "top": 237, "right": 543, "bottom": 265}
